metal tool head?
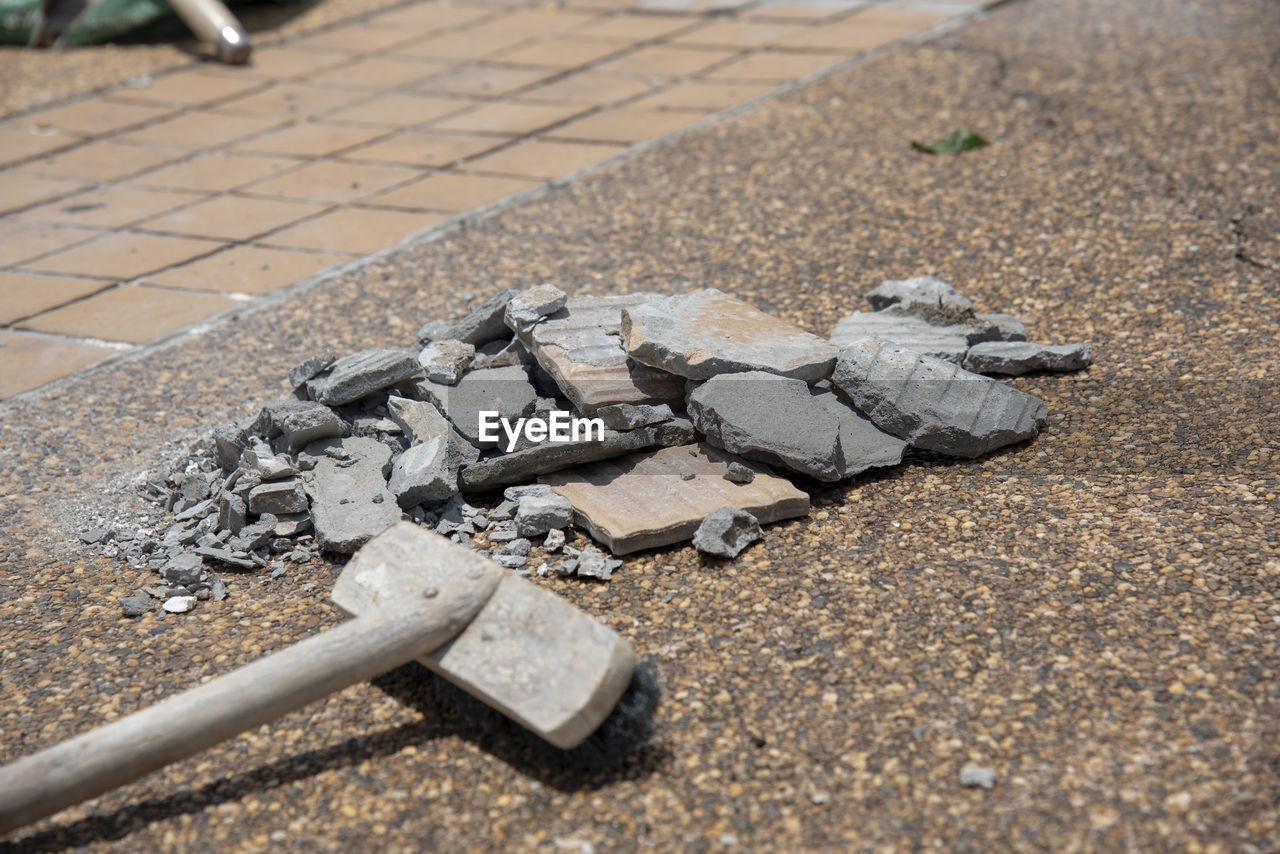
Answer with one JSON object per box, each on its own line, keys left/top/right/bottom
{"left": 332, "top": 522, "right": 636, "bottom": 749}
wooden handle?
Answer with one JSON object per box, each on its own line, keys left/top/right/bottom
{"left": 0, "top": 568, "right": 499, "bottom": 836}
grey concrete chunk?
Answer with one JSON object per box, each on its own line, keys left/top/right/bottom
{"left": 248, "top": 479, "right": 307, "bottom": 515}
{"left": 688, "top": 371, "right": 905, "bottom": 481}
{"left": 417, "top": 339, "right": 475, "bottom": 385}
{"left": 288, "top": 351, "right": 335, "bottom": 388}
{"left": 723, "top": 462, "right": 755, "bottom": 484}
{"left": 162, "top": 553, "right": 204, "bottom": 586}
{"left": 218, "top": 492, "right": 247, "bottom": 535}
{"left": 471, "top": 338, "right": 531, "bottom": 370}
{"left": 273, "top": 512, "right": 312, "bottom": 537}
{"left": 975, "top": 313, "right": 1027, "bottom": 341}
{"left": 829, "top": 304, "right": 1002, "bottom": 364}
{"left": 832, "top": 340, "right": 1048, "bottom": 458}
{"left": 595, "top": 402, "right": 674, "bottom": 430}
{"left": 386, "top": 395, "right": 478, "bottom": 465}
{"left": 416, "top": 365, "right": 538, "bottom": 448}
{"left": 239, "top": 448, "right": 298, "bottom": 481}
{"left": 307, "top": 349, "right": 420, "bottom": 406}
{"left": 279, "top": 403, "right": 345, "bottom": 451}
{"left": 415, "top": 318, "right": 451, "bottom": 343}
{"left": 515, "top": 293, "right": 685, "bottom": 414}
{"left": 120, "top": 594, "right": 153, "bottom": 617}
{"left": 388, "top": 436, "right": 461, "bottom": 509}
{"left": 212, "top": 425, "right": 248, "bottom": 471}
{"left": 253, "top": 397, "right": 318, "bottom": 438}
{"left": 459, "top": 423, "right": 677, "bottom": 491}
{"left": 867, "top": 275, "right": 973, "bottom": 312}
{"left": 542, "top": 443, "right": 809, "bottom": 555}
{"left": 503, "top": 484, "right": 553, "bottom": 502}
{"left": 575, "top": 546, "right": 616, "bottom": 581}
{"left": 543, "top": 528, "right": 565, "bottom": 551}
{"left": 622, "top": 289, "right": 837, "bottom": 382}
{"left": 194, "top": 547, "right": 257, "bottom": 570}
{"left": 492, "top": 554, "right": 528, "bottom": 569}
{"left": 963, "top": 341, "right": 1092, "bottom": 375}
{"left": 302, "top": 437, "right": 400, "bottom": 553}
{"left": 232, "top": 514, "right": 277, "bottom": 551}
{"left": 505, "top": 283, "right": 568, "bottom": 328}
{"left": 425, "top": 288, "right": 518, "bottom": 346}
{"left": 515, "top": 493, "right": 574, "bottom": 537}
{"left": 692, "top": 507, "right": 762, "bottom": 558}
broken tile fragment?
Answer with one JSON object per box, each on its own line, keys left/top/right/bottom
{"left": 388, "top": 436, "right": 461, "bottom": 509}
{"left": 622, "top": 289, "right": 837, "bottom": 382}
{"left": 963, "top": 341, "right": 1092, "bottom": 376}
{"left": 248, "top": 479, "right": 307, "bottom": 515}
{"left": 419, "top": 288, "right": 518, "bottom": 346}
{"left": 417, "top": 339, "right": 475, "bottom": 385}
{"left": 505, "top": 283, "right": 567, "bottom": 329}
{"left": 595, "top": 402, "right": 673, "bottom": 430}
{"left": 866, "top": 275, "right": 973, "bottom": 312}
{"left": 120, "top": 594, "right": 153, "bottom": 617}
{"left": 515, "top": 492, "right": 573, "bottom": 536}
{"left": 515, "top": 293, "right": 685, "bottom": 414}
{"left": 723, "top": 461, "right": 755, "bottom": 484}
{"left": 303, "top": 437, "right": 400, "bottom": 553}
{"left": 278, "top": 403, "right": 345, "bottom": 451}
{"left": 386, "top": 395, "right": 479, "bottom": 464}
{"left": 416, "top": 364, "right": 538, "bottom": 448}
{"left": 975, "top": 313, "right": 1026, "bottom": 341}
{"left": 541, "top": 443, "right": 809, "bottom": 555}
{"left": 307, "top": 349, "right": 420, "bottom": 406}
{"left": 239, "top": 448, "right": 297, "bottom": 480}
{"left": 829, "top": 304, "right": 1001, "bottom": 364}
{"left": 688, "top": 371, "right": 905, "bottom": 481}
{"left": 832, "top": 340, "right": 1048, "bottom": 458}
{"left": 692, "top": 507, "right": 761, "bottom": 558}
{"left": 288, "top": 351, "right": 335, "bottom": 388}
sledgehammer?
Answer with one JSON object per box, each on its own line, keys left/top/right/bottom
{"left": 0, "top": 522, "right": 646, "bottom": 835}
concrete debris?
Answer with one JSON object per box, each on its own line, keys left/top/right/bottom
{"left": 595, "top": 402, "right": 674, "bottom": 431}
{"left": 420, "top": 288, "right": 517, "bottom": 346}
{"left": 303, "top": 437, "right": 400, "bottom": 553}
{"left": 194, "top": 546, "right": 257, "bottom": 570}
{"left": 502, "top": 537, "right": 532, "bottom": 556}
{"left": 417, "top": 339, "right": 475, "bottom": 385}
{"left": 120, "top": 594, "right": 153, "bottom": 617}
{"left": 210, "top": 574, "right": 227, "bottom": 601}
{"left": 79, "top": 526, "right": 112, "bottom": 544}
{"left": 960, "top": 765, "right": 997, "bottom": 790}
{"left": 273, "top": 513, "right": 312, "bottom": 537}
{"left": 212, "top": 425, "right": 248, "bottom": 471}
{"left": 504, "top": 484, "right": 552, "bottom": 502}
{"left": 866, "top": 275, "right": 973, "bottom": 312}
{"left": 162, "top": 595, "right": 197, "bottom": 614}
{"left": 688, "top": 372, "right": 905, "bottom": 481}
{"left": 723, "top": 462, "right": 755, "bottom": 484}
{"left": 514, "top": 293, "right": 685, "bottom": 414}
{"left": 692, "top": 507, "right": 762, "bottom": 558}
{"left": 472, "top": 338, "right": 531, "bottom": 370}
{"left": 829, "top": 304, "right": 1000, "bottom": 364}
{"left": 492, "top": 554, "right": 527, "bottom": 569}
{"left": 975, "top": 313, "right": 1027, "bottom": 341}
{"left": 832, "top": 340, "right": 1048, "bottom": 457}
{"left": 232, "top": 514, "right": 278, "bottom": 551}
{"left": 161, "top": 553, "right": 204, "bottom": 586}
{"left": 505, "top": 283, "right": 568, "bottom": 328}
{"left": 551, "top": 559, "right": 579, "bottom": 576}
{"left": 543, "top": 528, "right": 566, "bottom": 551}
{"left": 288, "top": 351, "right": 335, "bottom": 388}
{"left": 418, "top": 365, "right": 538, "bottom": 448}
{"left": 239, "top": 448, "right": 297, "bottom": 481}
{"left": 307, "top": 349, "right": 420, "bottom": 406}
{"left": 515, "top": 492, "right": 574, "bottom": 536}
{"left": 623, "top": 289, "right": 837, "bottom": 382}
{"left": 279, "top": 403, "right": 345, "bottom": 451}
{"left": 576, "top": 546, "right": 619, "bottom": 580}
{"left": 247, "top": 479, "right": 307, "bottom": 515}
{"left": 489, "top": 498, "right": 518, "bottom": 521}
{"left": 386, "top": 395, "right": 478, "bottom": 464}
{"left": 388, "top": 436, "right": 461, "bottom": 509}
{"left": 963, "top": 341, "right": 1092, "bottom": 375}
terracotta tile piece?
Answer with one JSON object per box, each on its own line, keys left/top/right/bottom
{"left": 120, "top": 110, "right": 286, "bottom": 148}
{"left": 233, "top": 122, "right": 390, "bottom": 157}
{"left": 17, "top": 283, "right": 238, "bottom": 344}
{"left": 701, "top": 50, "right": 848, "bottom": 81}
{"left": 24, "top": 140, "right": 187, "bottom": 182}
{"left": 321, "top": 93, "right": 469, "bottom": 128}
{"left": 547, "top": 106, "right": 704, "bottom": 142}
{"left": 364, "top": 171, "right": 540, "bottom": 211}
{"left": 19, "top": 231, "right": 225, "bottom": 279}
{"left": 0, "top": 128, "right": 79, "bottom": 166}
{"left": 592, "top": 45, "right": 740, "bottom": 77}
{"left": 414, "top": 64, "right": 552, "bottom": 98}
{"left": 242, "top": 160, "right": 421, "bottom": 204}
{"left": 0, "top": 272, "right": 111, "bottom": 325}
{"left": 627, "top": 80, "right": 773, "bottom": 110}
{"left": 464, "top": 138, "right": 625, "bottom": 178}
{"left": 128, "top": 152, "right": 299, "bottom": 193}
{"left": 0, "top": 221, "right": 101, "bottom": 267}
{"left": 16, "top": 98, "right": 175, "bottom": 137}
{"left": 342, "top": 131, "right": 512, "bottom": 167}
{"left": 495, "top": 37, "right": 624, "bottom": 69}
{"left": 0, "top": 171, "right": 89, "bottom": 215}
{"left": 143, "top": 245, "right": 347, "bottom": 294}
{"left": 16, "top": 185, "right": 200, "bottom": 229}
{"left": 0, "top": 330, "right": 118, "bottom": 399}
{"left": 139, "top": 195, "right": 328, "bottom": 240}
{"left": 429, "top": 101, "right": 587, "bottom": 135}
{"left": 110, "top": 69, "right": 264, "bottom": 107}
{"left": 517, "top": 73, "right": 656, "bottom": 106}
{"left": 215, "top": 83, "right": 368, "bottom": 119}
{"left": 259, "top": 207, "right": 445, "bottom": 254}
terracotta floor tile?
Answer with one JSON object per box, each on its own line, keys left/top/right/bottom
{"left": 242, "top": 160, "right": 421, "bottom": 203}
{"left": 0, "top": 128, "right": 80, "bottom": 166}
{"left": 775, "top": 5, "right": 948, "bottom": 49}
{"left": 119, "top": 110, "right": 286, "bottom": 148}
{"left": 362, "top": 3, "right": 492, "bottom": 33}
{"left": 743, "top": 0, "right": 870, "bottom": 20}
{"left": 638, "top": 0, "right": 754, "bottom": 10}
{"left": 142, "top": 244, "right": 347, "bottom": 294}
{"left": 215, "top": 83, "right": 369, "bottom": 119}
{"left": 128, "top": 152, "right": 300, "bottom": 193}
{"left": 16, "top": 185, "right": 203, "bottom": 229}
{"left": 628, "top": 79, "right": 772, "bottom": 110}
{"left": 429, "top": 101, "right": 588, "bottom": 135}
{"left": 414, "top": 64, "right": 552, "bottom": 98}
{"left": 0, "top": 272, "right": 111, "bottom": 325}
{"left": 494, "top": 37, "right": 625, "bottom": 69}
{"left": 139, "top": 195, "right": 328, "bottom": 241}
{"left": 567, "top": 13, "right": 697, "bottom": 41}
{"left": 19, "top": 231, "right": 225, "bottom": 279}
{"left": 473, "top": 8, "right": 601, "bottom": 36}
{"left": 0, "top": 170, "right": 90, "bottom": 215}
{"left": 259, "top": 207, "right": 445, "bottom": 254}
{"left": 701, "top": 50, "right": 848, "bottom": 81}
{"left": 464, "top": 138, "right": 625, "bottom": 178}
{"left": 110, "top": 68, "right": 264, "bottom": 107}
{"left": 17, "top": 283, "right": 238, "bottom": 344}
{"left": 321, "top": 93, "right": 470, "bottom": 128}
{"left": 516, "top": 72, "right": 655, "bottom": 105}
{"left": 593, "top": 45, "right": 740, "bottom": 77}
{"left": 670, "top": 19, "right": 815, "bottom": 47}
{"left": 307, "top": 56, "right": 451, "bottom": 90}
{"left": 0, "top": 330, "right": 118, "bottom": 399}
{"left": 392, "top": 31, "right": 531, "bottom": 61}
{"left": 546, "top": 105, "right": 704, "bottom": 142}
{"left": 233, "top": 122, "right": 390, "bottom": 157}
{"left": 342, "top": 131, "right": 512, "bottom": 167}
{"left": 0, "top": 221, "right": 101, "bottom": 267}
{"left": 16, "top": 98, "right": 176, "bottom": 137}
{"left": 364, "top": 171, "right": 539, "bottom": 211}
{"left": 233, "top": 47, "right": 352, "bottom": 79}
{"left": 288, "top": 25, "right": 422, "bottom": 54}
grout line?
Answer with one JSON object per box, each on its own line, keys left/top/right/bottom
{"left": 1, "top": 326, "right": 136, "bottom": 351}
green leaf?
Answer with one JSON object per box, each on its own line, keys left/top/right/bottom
{"left": 911, "top": 130, "right": 989, "bottom": 155}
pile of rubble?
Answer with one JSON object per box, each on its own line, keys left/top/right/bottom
{"left": 93, "top": 275, "right": 1090, "bottom": 616}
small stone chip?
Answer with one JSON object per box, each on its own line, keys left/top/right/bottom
{"left": 576, "top": 546, "right": 620, "bottom": 580}
{"left": 543, "top": 528, "right": 566, "bottom": 552}
{"left": 959, "top": 765, "right": 997, "bottom": 790}
{"left": 723, "top": 462, "right": 755, "bottom": 484}
{"left": 692, "top": 507, "right": 762, "bottom": 559}
{"left": 515, "top": 493, "right": 574, "bottom": 537}
{"left": 162, "top": 595, "right": 197, "bottom": 614}
{"left": 505, "top": 283, "right": 568, "bottom": 328}
{"left": 161, "top": 553, "right": 204, "bottom": 586}
{"left": 120, "top": 594, "right": 153, "bottom": 617}
{"left": 417, "top": 339, "right": 476, "bottom": 385}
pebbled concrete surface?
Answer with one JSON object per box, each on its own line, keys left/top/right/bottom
{"left": 1, "top": 0, "right": 1278, "bottom": 850}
